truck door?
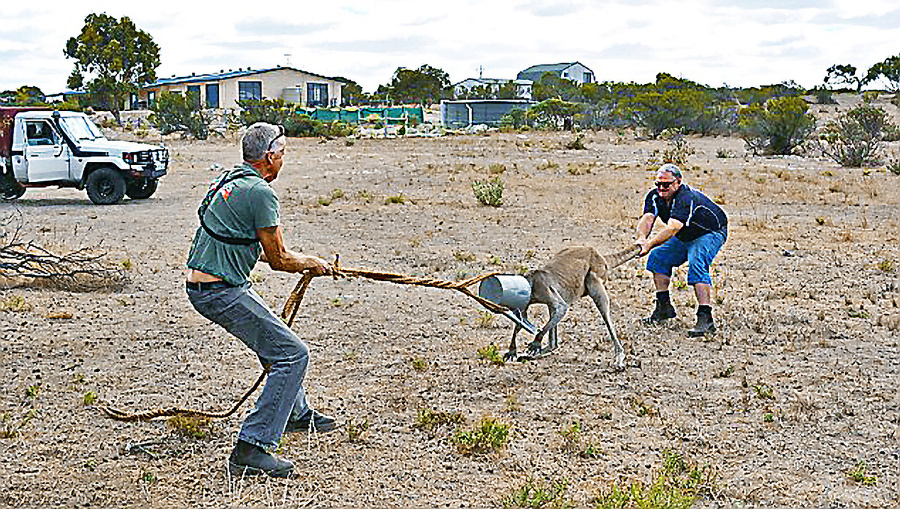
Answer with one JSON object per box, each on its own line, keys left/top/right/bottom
{"left": 23, "top": 120, "right": 69, "bottom": 182}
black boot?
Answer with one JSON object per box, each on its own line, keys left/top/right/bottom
{"left": 285, "top": 409, "right": 337, "bottom": 433}
{"left": 228, "top": 440, "right": 294, "bottom": 478}
{"left": 644, "top": 292, "right": 677, "bottom": 324}
{"left": 687, "top": 306, "right": 716, "bottom": 337}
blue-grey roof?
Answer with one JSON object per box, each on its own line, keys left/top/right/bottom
{"left": 145, "top": 66, "right": 338, "bottom": 88}
{"left": 517, "top": 62, "right": 588, "bottom": 81}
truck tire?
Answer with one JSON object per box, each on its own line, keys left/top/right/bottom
{"left": 125, "top": 178, "right": 159, "bottom": 200}
{"left": 0, "top": 165, "right": 25, "bottom": 201}
{"left": 86, "top": 167, "right": 126, "bottom": 205}
{"left": 0, "top": 182, "right": 26, "bottom": 201}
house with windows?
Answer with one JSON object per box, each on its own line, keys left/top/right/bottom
{"left": 453, "top": 78, "right": 533, "bottom": 100}
{"left": 133, "top": 66, "right": 344, "bottom": 110}
{"left": 516, "top": 62, "right": 594, "bottom": 85}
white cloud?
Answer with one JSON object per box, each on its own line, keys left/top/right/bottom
{"left": 2, "top": 0, "right": 900, "bottom": 94}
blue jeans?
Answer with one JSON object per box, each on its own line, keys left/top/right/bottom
{"left": 187, "top": 282, "right": 310, "bottom": 450}
{"left": 646, "top": 229, "right": 726, "bottom": 285}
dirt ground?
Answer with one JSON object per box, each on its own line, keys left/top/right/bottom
{"left": 1, "top": 98, "right": 899, "bottom": 508}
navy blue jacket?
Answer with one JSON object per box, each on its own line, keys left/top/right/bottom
{"left": 643, "top": 184, "right": 727, "bottom": 242}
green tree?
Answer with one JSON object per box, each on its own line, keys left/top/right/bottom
{"left": 532, "top": 72, "right": 579, "bottom": 102}
{"left": 527, "top": 98, "right": 581, "bottom": 130}
{"left": 64, "top": 13, "right": 160, "bottom": 122}
{"left": 14, "top": 86, "right": 45, "bottom": 105}
{"left": 866, "top": 54, "right": 900, "bottom": 92}
{"left": 494, "top": 81, "right": 517, "bottom": 99}
{"left": 738, "top": 96, "right": 816, "bottom": 155}
{"left": 385, "top": 65, "right": 450, "bottom": 106}
{"left": 334, "top": 77, "right": 366, "bottom": 106}
{"left": 148, "top": 91, "right": 210, "bottom": 139}
{"left": 825, "top": 64, "right": 866, "bottom": 92}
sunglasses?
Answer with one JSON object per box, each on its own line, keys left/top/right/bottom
{"left": 655, "top": 180, "right": 677, "bottom": 189}
{"left": 267, "top": 125, "right": 285, "bottom": 153}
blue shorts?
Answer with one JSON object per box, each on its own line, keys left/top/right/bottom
{"left": 646, "top": 229, "right": 726, "bottom": 285}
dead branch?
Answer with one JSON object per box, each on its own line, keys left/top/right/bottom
{"left": 0, "top": 213, "right": 128, "bottom": 292}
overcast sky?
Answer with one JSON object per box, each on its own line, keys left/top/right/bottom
{"left": 2, "top": 0, "right": 899, "bottom": 95}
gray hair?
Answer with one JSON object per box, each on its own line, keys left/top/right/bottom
{"left": 657, "top": 163, "right": 683, "bottom": 180}
{"left": 242, "top": 122, "right": 285, "bottom": 162}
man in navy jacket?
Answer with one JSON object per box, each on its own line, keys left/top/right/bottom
{"left": 636, "top": 164, "right": 727, "bottom": 336}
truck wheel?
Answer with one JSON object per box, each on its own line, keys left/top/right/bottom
{"left": 0, "top": 182, "right": 26, "bottom": 201}
{"left": 86, "top": 167, "right": 126, "bottom": 205}
{"left": 125, "top": 178, "right": 159, "bottom": 200}
{"left": 0, "top": 167, "right": 25, "bottom": 201}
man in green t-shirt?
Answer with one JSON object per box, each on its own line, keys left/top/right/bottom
{"left": 186, "top": 123, "right": 335, "bottom": 478}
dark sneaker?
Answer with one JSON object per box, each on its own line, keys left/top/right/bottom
{"left": 285, "top": 409, "right": 337, "bottom": 433}
{"left": 643, "top": 300, "right": 677, "bottom": 324}
{"left": 687, "top": 310, "right": 716, "bottom": 337}
{"left": 228, "top": 440, "right": 293, "bottom": 478}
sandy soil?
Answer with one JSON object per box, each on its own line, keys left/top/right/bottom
{"left": 0, "top": 97, "right": 899, "bottom": 508}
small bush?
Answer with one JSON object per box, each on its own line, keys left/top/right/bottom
{"left": 473, "top": 176, "right": 504, "bottom": 206}
{"left": 0, "top": 295, "right": 31, "bottom": 312}
{"left": 168, "top": 414, "right": 210, "bottom": 438}
{"left": 847, "top": 460, "right": 877, "bottom": 486}
{"left": 453, "top": 417, "right": 511, "bottom": 454}
{"left": 477, "top": 343, "right": 505, "bottom": 366}
{"left": 148, "top": 91, "right": 210, "bottom": 140}
{"left": 415, "top": 408, "right": 465, "bottom": 431}
{"left": 594, "top": 450, "right": 720, "bottom": 509}
{"left": 819, "top": 104, "right": 895, "bottom": 167}
{"left": 738, "top": 96, "right": 816, "bottom": 155}
{"left": 503, "top": 477, "right": 572, "bottom": 508}
{"left": 658, "top": 128, "right": 694, "bottom": 165}
{"left": 346, "top": 417, "right": 370, "bottom": 442}
{"left": 82, "top": 391, "right": 99, "bottom": 406}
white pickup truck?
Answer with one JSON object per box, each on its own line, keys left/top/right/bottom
{"left": 0, "top": 107, "right": 168, "bottom": 204}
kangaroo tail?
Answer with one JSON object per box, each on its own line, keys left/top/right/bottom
{"left": 603, "top": 244, "right": 640, "bottom": 270}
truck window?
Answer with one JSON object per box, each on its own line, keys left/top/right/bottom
{"left": 25, "top": 121, "right": 57, "bottom": 146}
{"left": 59, "top": 116, "right": 105, "bottom": 141}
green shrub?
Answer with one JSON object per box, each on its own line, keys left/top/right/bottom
{"left": 814, "top": 86, "right": 837, "bottom": 105}
{"left": 500, "top": 108, "right": 527, "bottom": 129}
{"left": 237, "top": 98, "right": 352, "bottom": 138}
{"left": 473, "top": 176, "right": 503, "bottom": 206}
{"left": 503, "top": 477, "right": 572, "bottom": 508}
{"left": 148, "top": 91, "right": 210, "bottom": 139}
{"left": 658, "top": 128, "right": 694, "bottom": 165}
{"left": 452, "top": 417, "right": 511, "bottom": 454}
{"left": 819, "top": 104, "right": 894, "bottom": 167}
{"left": 738, "top": 96, "right": 816, "bottom": 155}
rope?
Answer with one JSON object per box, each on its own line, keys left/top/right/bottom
{"left": 281, "top": 254, "right": 509, "bottom": 326}
{"left": 102, "top": 256, "right": 510, "bottom": 422}
{"left": 99, "top": 367, "right": 269, "bottom": 422}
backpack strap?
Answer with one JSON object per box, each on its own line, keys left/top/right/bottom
{"left": 197, "top": 170, "right": 260, "bottom": 246}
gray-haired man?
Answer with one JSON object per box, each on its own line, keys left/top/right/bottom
{"left": 186, "top": 123, "right": 336, "bottom": 478}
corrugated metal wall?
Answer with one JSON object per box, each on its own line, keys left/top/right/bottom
{"left": 440, "top": 101, "right": 533, "bottom": 128}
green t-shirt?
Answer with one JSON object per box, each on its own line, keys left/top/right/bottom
{"left": 186, "top": 164, "right": 279, "bottom": 285}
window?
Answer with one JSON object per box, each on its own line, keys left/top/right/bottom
{"left": 25, "top": 121, "right": 57, "bottom": 145}
{"left": 239, "top": 81, "right": 262, "bottom": 101}
{"left": 187, "top": 85, "right": 201, "bottom": 109}
{"left": 583, "top": 72, "right": 594, "bottom": 84}
{"left": 148, "top": 91, "right": 156, "bottom": 106}
{"left": 307, "top": 83, "right": 328, "bottom": 107}
{"left": 206, "top": 84, "right": 219, "bottom": 109}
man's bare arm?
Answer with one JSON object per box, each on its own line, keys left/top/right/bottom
{"left": 638, "top": 218, "right": 683, "bottom": 256}
{"left": 257, "top": 226, "right": 330, "bottom": 275}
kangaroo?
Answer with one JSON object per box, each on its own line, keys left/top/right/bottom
{"left": 504, "top": 245, "right": 639, "bottom": 370}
